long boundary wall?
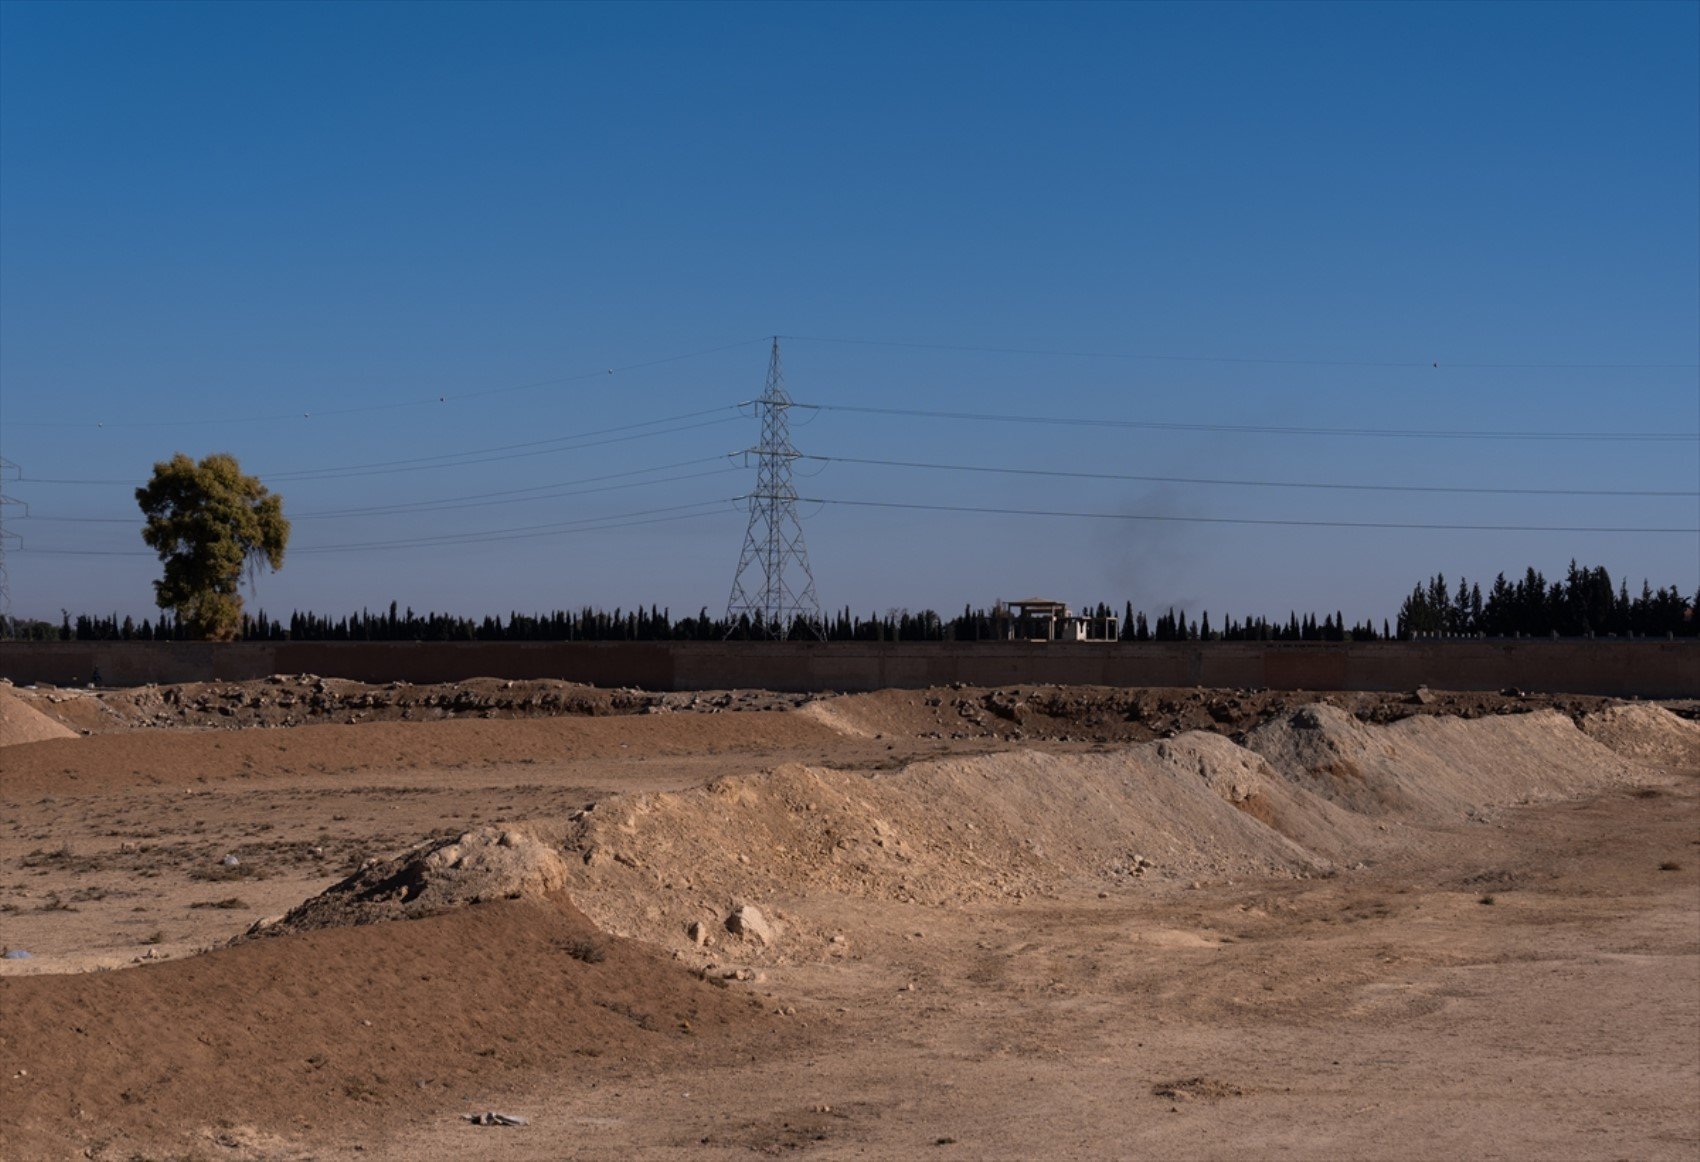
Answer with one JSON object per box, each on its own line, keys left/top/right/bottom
{"left": 2, "top": 640, "right": 1695, "bottom": 698}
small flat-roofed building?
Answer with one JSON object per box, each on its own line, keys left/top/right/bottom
{"left": 993, "top": 597, "right": 1118, "bottom": 642}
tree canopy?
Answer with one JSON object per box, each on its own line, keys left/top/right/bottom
{"left": 135, "top": 452, "right": 289, "bottom": 640}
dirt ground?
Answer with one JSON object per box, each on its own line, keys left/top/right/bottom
{"left": 1, "top": 678, "right": 1696, "bottom": 1160}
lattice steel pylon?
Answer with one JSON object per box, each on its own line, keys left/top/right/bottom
{"left": 725, "top": 338, "right": 825, "bottom": 639}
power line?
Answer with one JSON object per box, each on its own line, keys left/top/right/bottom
{"left": 31, "top": 445, "right": 1687, "bottom": 530}
{"left": 800, "top": 453, "right": 1698, "bottom": 498}
{"left": 16, "top": 499, "right": 743, "bottom": 557}
{"left": 4, "top": 337, "right": 771, "bottom": 429}
{"left": 802, "top": 496, "right": 1699, "bottom": 535}
{"left": 264, "top": 411, "right": 744, "bottom": 482}
{"left": 19, "top": 488, "right": 1691, "bottom": 560}
{"left": 784, "top": 333, "right": 1700, "bottom": 371}
{"left": 10, "top": 330, "right": 1689, "bottom": 431}
{"left": 5, "top": 408, "right": 746, "bottom": 486}
{"left": 289, "top": 499, "right": 741, "bottom": 553}
{"left": 293, "top": 460, "right": 736, "bottom": 518}
{"left": 17, "top": 460, "right": 744, "bottom": 525}
{"left": 793, "top": 402, "right": 1695, "bottom": 443}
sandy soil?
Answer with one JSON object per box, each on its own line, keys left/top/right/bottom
{"left": 1, "top": 679, "right": 1696, "bottom": 1159}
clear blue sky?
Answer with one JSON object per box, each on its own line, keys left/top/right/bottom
{"left": 2, "top": 0, "right": 1696, "bottom": 627}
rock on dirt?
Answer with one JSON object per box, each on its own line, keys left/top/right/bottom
{"left": 464, "top": 1111, "right": 530, "bottom": 1127}
{"left": 248, "top": 825, "right": 572, "bottom": 938}
{"left": 1152, "top": 1077, "right": 1247, "bottom": 1101}
{"left": 726, "top": 904, "right": 775, "bottom": 945}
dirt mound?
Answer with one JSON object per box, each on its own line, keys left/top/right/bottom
{"left": 789, "top": 684, "right": 1629, "bottom": 746}
{"left": 0, "top": 686, "right": 77, "bottom": 746}
{"left": 235, "top": 740, "right": 1326, "bottom": 956}
{"left": 1246, "top": 704, "right": 1638, "bottom": 822}
{"left": 795, "top": 699, "right": 880, "bottom": 738}
{"left": 73, "top": 675, "right": 812, "bottom": 732}
{"left": 561, "top": 732, "right": 1394, "bottom": 951}
{"left": 256, "top": 708, "right": 1647, "bottom": 963}
{"left": 1579, "top": 704, "right": 1700, "bottom": 773}
{"left": 0, "top": 897, "right": 781, "bottom": 1160}
{"left": 1146, "top": 731, "right": 1384, "bottom": 863}
{"left": 262, "top": 731, "right": 1397, "bottom": 957}
{"left": 62, "top": 675, "right": 1637, "bottom": 746}
{"left": 552, "top": 736, "right": 1360, "bottom": 926}
{"left": 256, "top": 825, "right": 573, "bottom": 936}
{"left": 810, "top": 684, "right": 1286, "bottom": 743}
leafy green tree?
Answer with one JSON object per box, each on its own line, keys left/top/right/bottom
{"left": 135, "top": 452, "right": 289, "bottom": 641}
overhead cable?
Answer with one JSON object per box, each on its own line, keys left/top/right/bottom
{"left": 16, "top": 499, "right": 742, "bottom": 557}
{"left": 783, "top": 333, "right": 1700, "bottom": 370}
{"left": 802, "top": 496, "right": 1699, "bottom": 535}
{"left": 293, "top": 459, "right": 736, "bottom": 518}
{"left": 19, "top": 460, "right": 744, "bottom": 525}
{"left": 264, "top": 411, "right": 743, "bottom": 481}
{"left": 792, "top": 403, "right": 1694, "bottom": 442}
{"left": 6, "top": 408, "right": 745, "bottom": 487}
{"left": 287, "top": 499, "right": 741, "bottom": 553}
{"left": 799, "top": 454, "right": 1698, "bottom": 498}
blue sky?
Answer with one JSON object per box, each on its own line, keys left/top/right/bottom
{"left": 2, "top": 0, "right": 1695, "bottom": 626}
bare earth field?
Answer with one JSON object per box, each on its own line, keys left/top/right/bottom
{"left": 1, "top": 678, "right": 1696, "bottom": 1160}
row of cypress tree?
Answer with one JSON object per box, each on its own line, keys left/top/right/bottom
{"left": 1395, "top": 563, "right": 1695, "bottom": 638}
{"left": 9, "top": 561, "right": 1692, "bottom": 642}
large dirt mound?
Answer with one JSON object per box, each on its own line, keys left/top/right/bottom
{"left": 263, "top": 733, "right": 1370, "bottom": 953}
{"left": 263, "top": 707, "right": 1635, "bottom": 961}
{"left": 0, "top": 686, "right": 77, "bottom": 746}
{"left": 554, "top": 740, "right": 1338, "bottom": 941}
{"left": 0, "top": 897, "right": 780, "bottom": 1160}
{"left": 1579, "top": 704, "right": 1700, "bottom": 773}
{"left": 1245, "top": 705, "right": 1637, "bottom": 822}
{"left": 554, "top": 712, "right": 1630, "bottom": 954}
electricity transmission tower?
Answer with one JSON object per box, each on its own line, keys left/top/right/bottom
{"left": 726, "top": 338, "right": 825, "bottom": 639}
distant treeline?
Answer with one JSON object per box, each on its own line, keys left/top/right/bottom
{"left": 1396, "top": 563, "right": 1695, "bottom": 638}
{"left": 2, "top": 602, "right": 1395, "bottom": 643}
{"left": 8, "top": 562, "right": 1694, "bottom": 643}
